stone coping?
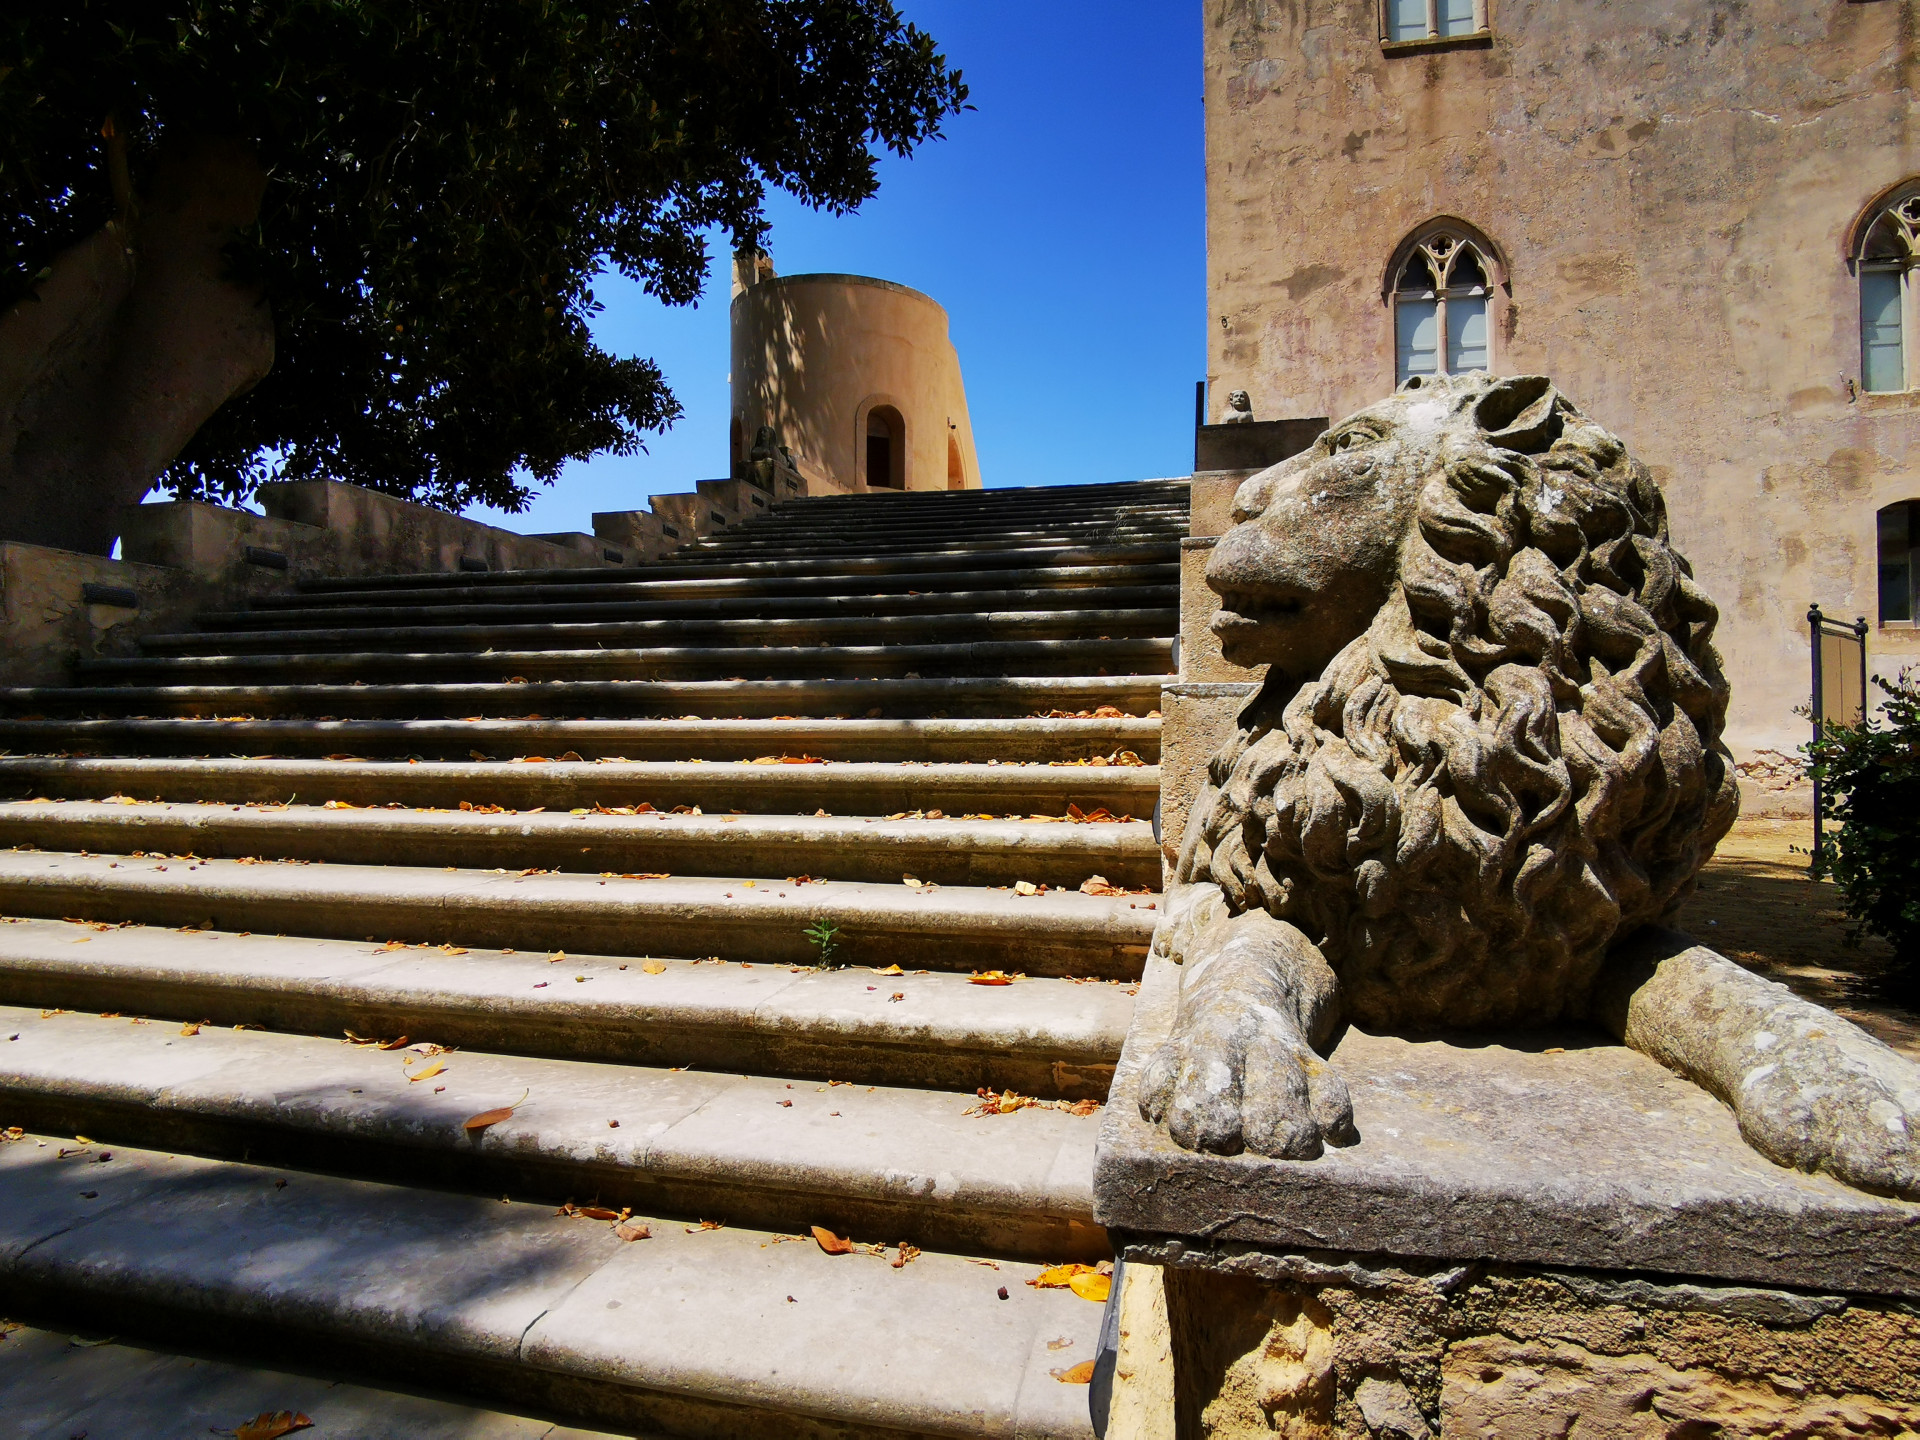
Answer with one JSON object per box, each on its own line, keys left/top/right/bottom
{"left": 1094, "top": 953, "right": 1920, "bottom": 1299}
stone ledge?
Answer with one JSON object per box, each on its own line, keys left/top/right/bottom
{"left": 1095, "top": 953, "right": 1920, "bottom": 1298}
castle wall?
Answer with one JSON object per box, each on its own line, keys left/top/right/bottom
{"left": 730, "top": 271, "right": 982, "bottom": 494}
{"left": 1203, "top": 0, "right": 1920, "bottom": 759}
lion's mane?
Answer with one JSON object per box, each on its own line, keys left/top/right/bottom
{"left": 1179, "top": 381, "right": 1739, "bottom": 1030}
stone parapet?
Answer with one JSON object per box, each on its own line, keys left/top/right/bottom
{"left": 4, "top": 480, "right": 632, "bottom": 687}
{"left": 1157, "top": 682, "right": 1258, "bottom": 873}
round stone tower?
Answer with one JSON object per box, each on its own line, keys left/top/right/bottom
{"left": 729, "top": 252, "right": 981, "bottom": 493}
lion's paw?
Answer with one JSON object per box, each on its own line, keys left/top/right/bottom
{"left": 1733, "top": 1028, "right": 1920, "bottom": 1200}
{"left": 1139, "top": 1000, "right": 1356, "bottom": 1159}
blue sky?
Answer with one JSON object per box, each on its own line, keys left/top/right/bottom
{"left": 466, "top": 2, "right": 1205, "bottom": 536}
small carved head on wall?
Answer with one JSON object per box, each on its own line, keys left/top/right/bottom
{"left": 1146, "top": 372, "right": 1920, "bottom": 1199}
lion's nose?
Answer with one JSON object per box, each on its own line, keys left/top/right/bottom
{"left": 1206, "top": 518, "right": 1272, "bottom": 598}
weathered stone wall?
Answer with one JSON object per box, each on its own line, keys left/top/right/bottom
{"left": 1203, "top": 0, "right": 1920, "bottom": 760}
{"left": 1116, "top": 1254, "right": 1920, "bottom": 1438}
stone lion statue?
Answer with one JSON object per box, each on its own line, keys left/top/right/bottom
{"left": 1145, "top": 372, "right": 1920, "bottom": 1199}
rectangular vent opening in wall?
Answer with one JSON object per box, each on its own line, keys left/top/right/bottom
{"left": 661, "top": 524, "right": 680, "bottom": 539}
{"left": 458, "top": 556, "right": 489, "bottom": 573}
{"left": 602, "top": 548, "right": 623, "bottom": 564}
{"left": 81, "top": 583, "right": 140, "bottom": 610}
{"left": 709, "top": 511, "right": 727, "bottom": 526}
{"left": 243, "top": 546, "right": 290, "bottom": 570}
{"left": 751, "top": 494, "right": 766, "bottom": 508}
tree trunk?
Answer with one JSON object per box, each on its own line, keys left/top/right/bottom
{"left": 0, "top": 135, "right": 274, "bottom": 556}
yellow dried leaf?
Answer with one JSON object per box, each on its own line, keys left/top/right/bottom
{"left": 968, "top": 970, "right": 1017, "bottom": 987}
{"left": 408, "top": 1060, "right": 446, "bottom": 1083}
{"left": 234, "top": 1412, "right": 313, "bottom": 1440}
{"left": 811, "top": 1225, "right": 855, "bottom": 1255}
{"left": 463, "top": 1105, "right": 514, "bottom": 1132}
{"left": 1069, "top": 1271, "right": 1112, "bottom": 1303}
{"left": 1052, "top": 1360, "right": 1097, "bottom": 1384}
{"left": 874, "top": 964, "right": 904, "bottom": 976}
{"left": 641, "top": 960, "right": 668, "bottom": 975}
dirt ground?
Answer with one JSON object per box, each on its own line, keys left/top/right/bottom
{"left": 1679, "top": 816, "right": 1920, "bottom": 1059}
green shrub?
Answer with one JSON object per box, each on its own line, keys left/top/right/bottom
{"left": 1805, "top": 667, "right": 1920, "bottom": 998}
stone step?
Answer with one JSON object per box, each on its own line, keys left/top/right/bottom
{"left": 192, "top": 581, "right": 1179, "bottom": 633}
{"left": 0, "top": 755, "right": 1159, "bottom": 818}
{"left": 294, "top": 540, "right": 1178, "bottom": 592}
{"left": 239, "top": 561, "right": 1179, "bottom": 615}
{"left": 0, "top": 916, "right": 1131, "bottom": 1096}
{"left": 0, "top": 715, "right": 1162, "bottom": 762}
{"left": 75, "top": 637, "right": 1172, "bottom": 685}
{"left": 0, "top": 1135, "right": 1103, "bottom": 1437}
{"left": 0, "top": 1323, "right": 625, "bottom": 1440}
{"left": 0, "top": 800, "right": 1162, "bottom": 888}
{"left": 0, "top": 673, "right": 1170, "bottom": 720}
{"left": 678, "top": 526, "right": 1180, "bottom": 557}
{"left": 0, "top": 852, "right": 1158, "bottom": 976}
{"left": 137, "top": 607, "right": 1177, "bottom": 658}
{"left": 0, "top": 1006, "right": 1109, "bottom": 1261}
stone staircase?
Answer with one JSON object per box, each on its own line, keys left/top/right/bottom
{"left": 0, "top": 479, "right": 1184, "bottom": 1437}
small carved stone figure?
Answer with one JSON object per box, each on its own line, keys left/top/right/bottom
{"left": 1222, "top": 390, "right": 1256, "bottom": 424}
{"left": 745, "top": 424, "right": 781, "bottom": 489}
{"left": 1146, "top": 371, "right": 1920, "bottom": 1198}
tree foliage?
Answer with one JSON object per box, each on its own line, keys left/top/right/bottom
{"left": 1, "top": 2, "right": 966, "bottom": 511}
{"left": 1806, "top": 667, "right": 1920, "bottom": 998}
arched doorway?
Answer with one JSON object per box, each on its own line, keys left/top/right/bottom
{"left": 865, "top": 405, "right": 905, "bottom": 489}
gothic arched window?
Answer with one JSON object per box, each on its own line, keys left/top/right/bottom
{"left": 1390, "top": 227, "right": 1498, "bottom": 386}
{"left": 1856, "top": 188, "right": 1920, "bottom": 394}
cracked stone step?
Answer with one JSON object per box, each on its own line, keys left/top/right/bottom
{"left": 0, "top": 756, "right": 1159, "bottom": 819}
{"left": 76, "top": 637, "right": 1172, "bottom": 685}
{"left": 0, "top": 716, "right": 1162, "bottom": 763}
{"left": 135, "top": 607, "right": 1177, "bottom": 658}
{"left": 190, "top": 582, "right": 1179, "bottom": 633}
{"left": 0, "top": 673, "right": 1171, "bottom": 720}
{"left": 0, "top": 852, "right": 1158, "bottom": 976}
{"left": 0, "top": 916, "right": 1131, "bottom": 1095}
{"left": 0, "top": 801, "right": 1161, "bottom": 888}
{"left": 231, "top": 562, "right": 1180, "bottom": 616}
{"left": 0, "top": 1323, "right": 624, "bottom": 1439}
{"left": 0, "top": 1006, "right": 1108, "bottom": 1261}
{"left": 0, "top": 1137, "right": 1103, "bottom": 1438}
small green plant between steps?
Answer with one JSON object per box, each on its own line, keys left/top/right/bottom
{"left": 804, "top": 918, "right": 846, "bottom": 969}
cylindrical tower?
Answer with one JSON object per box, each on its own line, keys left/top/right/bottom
{"left": 730, "top": 256, "right": 981, "bottom": 493}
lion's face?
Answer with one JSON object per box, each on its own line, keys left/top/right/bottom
{"left": 1207, "top": 387, "right": 1459, "bottom": 673}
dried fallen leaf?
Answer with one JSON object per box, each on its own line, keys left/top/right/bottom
{"left": 615, "top": 1221, "right": 651, "bottom": 1242}
{"left": 1013, "top": 880, "right": 1040, "bottom": 896}
{"left": 812, "top": 1225, "right": 855, "bottom": 1254}
{"left": 968, "top": 970, "right": 1018, "bottom": 986}
{"left": 874, "top": 964, "right": 904, "bottom": 976}
{"left": 1052, "top": 1360, "right": 1097, "bottom": 1384}
{"left": 891, "top": 1241, "right": 921, "bottom": 1269}
{"left": 641, "top": 960, "right": 668, "bottom": 975}
{"left": 1027, "top": 1263, "right": 1113, "bottom": 1303}
{"left": 232, "top": 1412, "right": 314, "bottom": 1440}
{"left": 577, "top": 1206, "right": 620, "bottom": 1221}
{"left": 408, "top": 1060, "right": 446, "bottom": 1083}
